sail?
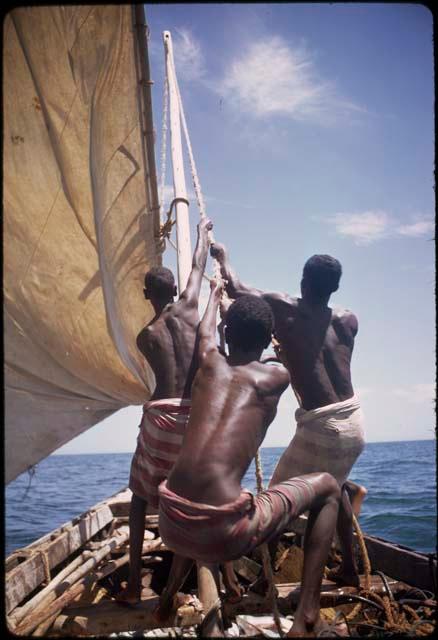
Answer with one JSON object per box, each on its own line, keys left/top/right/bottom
{"left": 3, "top": 6, "right": 162, "bottom": 483}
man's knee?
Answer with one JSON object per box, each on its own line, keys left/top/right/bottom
{"left": 318, "top": 472, "right": 341, "bottom": 503}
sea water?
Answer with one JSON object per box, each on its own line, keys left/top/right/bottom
{"left": 5, "top": 440, "right": 436, "bottom": 558}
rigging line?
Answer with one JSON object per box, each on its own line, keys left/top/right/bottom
{"left": 167, "top": 48, "right": 225, "bottom": 291}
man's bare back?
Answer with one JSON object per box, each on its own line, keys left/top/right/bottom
{"left": 137, "top": 301, "right": 200, "bottom": 400}
{"left": 137, "top": 218, "right": 212, "bottom": 400}
{"left": 263, "top": 294, "right": 357, "bottom": 410}
{"left": 169, "top": 326, "right": 290, "bottom": 504}
{"left": 211, "top": 245, "right": 357, "bottom": 410}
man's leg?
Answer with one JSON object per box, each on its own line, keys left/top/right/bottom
{"left": 155, "top": 555, "right": 194, "bottom": 621}
{"left": 116, "top": 493, "right": 146, "bottom": 603}
{"left": 327, "top": 486, "right": 360, "bottom": 588}
{"left": 262, "top": 472, "right": 340, "bottom": 637}
{"left": 221, "top": 561, "right": 243, "bottom": 602}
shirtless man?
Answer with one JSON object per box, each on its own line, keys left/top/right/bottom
{"left": 211, "top": 246, "right": 366, "bottom": 587}
{"left": 116, "top": 217, "right": 212, "bottom": 604}
{"left": 158, "top": 282, "right": 343, "bottom": 636}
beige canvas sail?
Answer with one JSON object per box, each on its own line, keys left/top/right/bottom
{"left": 3, "top": 6, "right": 162, "bottom": 483}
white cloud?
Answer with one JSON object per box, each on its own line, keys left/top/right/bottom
{"left": 326, "top": 211, "right": 390, "bottom": 245}
{"left": 173, "top": 28, "right": 205, "bottom": 83}
{"left": 219, "top": 36, "right": 365, "bottom": 124}
{"left": 324, "top": 211, "right": 434, "bottom": 245}
{"left": 392, "top": 383, "right": 435, "bottom": 404}
{"left": 396, "top": 218, "right": 434, "bottom": 238}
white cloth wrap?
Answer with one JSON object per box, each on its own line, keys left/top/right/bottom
{"left": 269, "top": 395, "right": 365, "bottom": 488}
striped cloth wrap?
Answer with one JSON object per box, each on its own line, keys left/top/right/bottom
{"left": 269, "top": 395, "right": 365, "bottom": 489}
{"left": 129, "top": 398, "right": 191, "bottom": 511}
{"left": 158, "top": 477, "right": 316, "bottom": 563}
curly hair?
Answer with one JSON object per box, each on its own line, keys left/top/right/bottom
{"left": 225, "top": 295, "right": 273, "bottom": 351}
{"left": 303, "top": 254, "right": 342, "bottom": 297}
{"left": 145, "top": 266, "right": 175, "bottom": 296}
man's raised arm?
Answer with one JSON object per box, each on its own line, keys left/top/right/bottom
{"left": 210, "top": 243, "right": 292, "bottom": 314}
{"left": 198, "top": 279, "right": 223, "bottom": 361}
{"left": 179, "top": 217, "right": 213, "bottom": 306}
{"left": 210, "top": 243, "right": 264, "bottom": 299}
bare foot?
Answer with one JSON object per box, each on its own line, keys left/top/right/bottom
{"left": 326, "top": 567, "right": 360, "bottom": 589}
{"left": 115, "top": 582, "right": 141, "bottom": 606}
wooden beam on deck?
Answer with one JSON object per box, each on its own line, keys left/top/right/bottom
{"left": 6, "top": 504, "right": 113, "bottom": 614}
{"left": 48, "top": 574, "right": 411, "bottom": 636}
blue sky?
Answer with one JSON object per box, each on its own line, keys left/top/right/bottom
{"left": 57, "top": 3, "right": 434, "bottom": 455}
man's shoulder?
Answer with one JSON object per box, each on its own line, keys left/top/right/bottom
{"left": 264, "top": 291, "right": 298, "bottom": 311}
{"left": 257, "top": 360, "right": 290, "bottom": 390}
{"left": 332, "top": 306, "right": 358, "bottom": 334}
{"left": 332, "top": 305, "right": 357, "bottom": 321}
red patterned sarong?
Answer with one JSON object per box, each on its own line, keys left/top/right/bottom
{"left": 158, "top": 477, "right": 316, "bottom": 563}
{"left": 129, "top": 398, "right": 191, "bottom": 510}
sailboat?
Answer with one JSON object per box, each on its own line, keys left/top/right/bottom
{"left": 4, "top": 6, "right": 436, "bottom": 637}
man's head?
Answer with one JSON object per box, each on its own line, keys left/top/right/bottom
{"left": 144, "top": 266, "right": 177, "bottom": 301}
{"left": 301, "top": 255, "right": 342, "bottom": 300}
{"left": 225, "top": 295, "right": 273, "bottom": 353}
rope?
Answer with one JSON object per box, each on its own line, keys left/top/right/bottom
{"left": 21, "top": 465, "right": 37, "bottom": 500}
{"left": 352, "top": 513, "right": 371, "bottom": 591}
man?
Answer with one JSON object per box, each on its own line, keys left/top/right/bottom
{"left": 211, "top": 245, "right": 366, "bottom": 587}
{"left": 158, "top": 282, "right": 344, "bottom": 636}
{"left": 116, "top": 217, "right": 213, "bottom": 604}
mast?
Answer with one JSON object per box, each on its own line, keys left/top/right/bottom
{"left": 163, "top": 31, "right": 192, "bottom": 293}
{"left": 132, "top": 5, "right": 162, "bottom": 262}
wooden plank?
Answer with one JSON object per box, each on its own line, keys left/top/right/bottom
{"left": 48, "top": 574, "right": 411, "bottom": 636}
{"left": 53, "top": 596, "right": 163, "bottom": 635}
{"left": 12, "top": 534, "right": 134, "bottom": 637}
{"left": 106, "top": 488, "right": 133, "bottom": 516}
{"left": 113, "top": 515, "right": 159, "bottom": 529}
{"left": 5, "top": 504, "right": 113, "bottom": 614}
{"left": 363, "top": 534, "right": 437, "bottom": 592}
{"left": 56, "top": 596, "right": 206, "bottom": 635}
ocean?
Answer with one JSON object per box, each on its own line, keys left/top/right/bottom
{"left": 5, "top": 440, "right": 436, "bottom": 558}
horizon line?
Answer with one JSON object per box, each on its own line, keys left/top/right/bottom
{"left": 52, "top": 437, "right": 436, "bottom": 456}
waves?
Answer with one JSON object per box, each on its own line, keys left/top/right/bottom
{"left": 5, "top": 440, "right": 436, "bottom": 557}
